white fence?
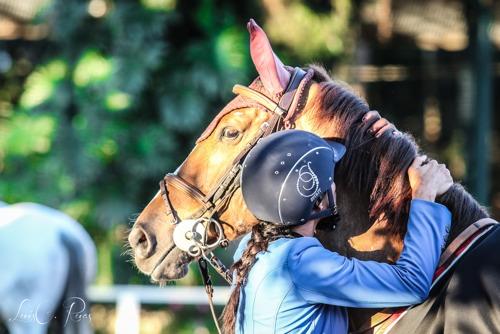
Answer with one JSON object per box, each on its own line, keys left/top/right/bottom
{"left": 87, "top": 285, "right": 231, "bottom": 334}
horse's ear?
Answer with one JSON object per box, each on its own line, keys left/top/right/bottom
{"left": 248, "top": 19, "right": 290, "bottom": 96}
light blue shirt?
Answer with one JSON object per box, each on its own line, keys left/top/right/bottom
{"left": 233, "top": 199, "right": 451, "bottom": 334}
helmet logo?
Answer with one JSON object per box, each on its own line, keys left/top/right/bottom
{"left": 296, "top": 162, "right": 320, "bottom": 201}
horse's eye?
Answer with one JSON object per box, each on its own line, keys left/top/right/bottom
{"left": 221, "top": 127, "right": 240, "bottom": 141}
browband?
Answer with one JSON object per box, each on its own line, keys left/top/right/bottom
{"left": 196, "top": 67, "right": 314, "bottom": 143}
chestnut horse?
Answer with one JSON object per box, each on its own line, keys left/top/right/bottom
{"left": 129, "top": 20, "right": 499, "bottom": 333}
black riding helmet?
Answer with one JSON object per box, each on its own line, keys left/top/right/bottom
{"left": 241, "top": 129, "right": 346, "bottom": 226}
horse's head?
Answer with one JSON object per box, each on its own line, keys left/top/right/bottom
{"left": 128, "top": 20, "right": 325, "bottom": 281}
{"left": 128, "top": 102, "right": 273, "bottom": 281}
{"left": 128, "top": 20, "right": 488, "bottom": 282}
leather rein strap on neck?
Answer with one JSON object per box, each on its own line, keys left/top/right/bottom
{"left": 159, "top": 68, "right": 310, "bottom": 334}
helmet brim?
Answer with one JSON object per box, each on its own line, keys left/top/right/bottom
{"left": 324, "top": 139, "right": 346, "bottom": 163}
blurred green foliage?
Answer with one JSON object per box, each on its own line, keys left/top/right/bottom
{"left": 0, "top": 0, "right": 350, "bottom": 287}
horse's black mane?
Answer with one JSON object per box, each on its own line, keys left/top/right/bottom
{"left": 307, "top": 65, "right": 489, "bottom": 244}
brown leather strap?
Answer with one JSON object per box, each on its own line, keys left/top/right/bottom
{"left": 438, "top": 217, "right": 498, "bottom": 267}
{"left": 233, "top": 84, "right": 285, "bottom": 114}
{"left": 198, "top": 258, "right": 223, "bottom": 334}
{"left": 232, "top": 67, "right": 308, "bottom": 118}
{"left": 282, "top": 68, "right": 314, "bottom": 127}
{"left": 165, "top": 174, "right": 207, "bottom": 203}
{"left": 159, "top": 178, "right": 177, "bottom": 220}
{"left": 279, "top": 67, "right": 307, "bottom": 111}
{"left": 161, "top": 174, "right": 212, "bottom": 222}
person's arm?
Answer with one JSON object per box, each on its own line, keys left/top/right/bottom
{"left": 289, "top": 155, "right": 453, "bottom": 307}
{"left": 288, "top": 199, "right": 451, "bottom": 308}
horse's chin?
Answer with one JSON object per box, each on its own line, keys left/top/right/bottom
{"left": 151, "top": 264, "right": 189, "bottom": 282}
{"left": 149, "top": 247, "right": 192, "bottom": 282}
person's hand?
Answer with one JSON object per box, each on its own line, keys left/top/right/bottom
{"left": 408, "top": 155, "right": 453, "bottom": 201}
{"left": 362, "top": 110, "right": 400, "bottom": 137}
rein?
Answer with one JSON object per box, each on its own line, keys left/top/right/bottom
{"left": 158, "top": 68, "right": 312, "bottom": 333}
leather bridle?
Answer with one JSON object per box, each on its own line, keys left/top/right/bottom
{"left": 159, "top": 67, "right": 310, "bottom": 260}
{"left": 157, "top": 67, "right": 311, "bottom": 333}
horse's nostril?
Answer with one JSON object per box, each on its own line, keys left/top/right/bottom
{"left": 129, "top": 227, "right": 157, "bottom": 259}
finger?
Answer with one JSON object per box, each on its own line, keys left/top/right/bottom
{"left": 370, "top": 118, "right": 388, "bottom": 132}
{"left": 420, "top": 156, "right": 432, "bottom": 166}
{"left": 439, "top": 163, "right": 449, "bottom": 170}
{"left": 439, "top": 164, "right": 452, "bottom": 178}
{"left": 419, "top": 158, "right": 437, "bottom": 175}
{"left": 374, "top": 123, "right": 395, "bottom": 138}
{"left": 362, "top": 110, "right": 381, "bottom": 122}
{"left": 411, "top": 155, "right": 426, "bottom": 168}
{"left": 433, "top": 163, "right": 451, "bottom": 183}
{"left": 426, "top": 159, "right": 439, "bottom": 171}
{"left": 422, "top": 160, "right": 439, "bottom": 177}
{"left": 438, "top": 163, "right": 448, "bottom": 172}
{"left": 410, "top": 155, "right": 427, "bottom": 170}
{"left": 438, "top": 166, "right": 449, "bottom": 176}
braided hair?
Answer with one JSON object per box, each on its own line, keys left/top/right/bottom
{"left": 220, "top": 222, "right": 301, "bottom": 334}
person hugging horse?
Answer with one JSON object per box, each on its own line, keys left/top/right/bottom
{"left": 128, "top": 18, "right": 500, "bottom": 334}
{"left": 221, "top": 129, "right": 453, "bottom": 334}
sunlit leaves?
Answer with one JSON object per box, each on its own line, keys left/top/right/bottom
{"left": 88, "top": 0, "right": 109, "bottom": 18}
{"left": 263, "top": 0, "right": 352, "bottom": 60}
{"left": 0, "top": 113, "right": 56, "bottom": 156}
{"left": 61, "top": 199, "right": 92, "bottom": 222}
{"left": 140, "top": 0, "right": 176, "bottom": 12}
{"left": 19, "top": 59, "right": 67, "bottom": 108}
{"left": 160, "top": 92, "right": 205, "bottom": 131}
{"left": 215, "top": 26, "right": 248, "bottom": 71}
{"left": 105, "top": 91, "right": 131, "bottom": 111}
{"left": 73, "top": 50, "right": 113, "bottom": 87}
{"left": 95, "top": 138, "right": 119, "bottom": 162}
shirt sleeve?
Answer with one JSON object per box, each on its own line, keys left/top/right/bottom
{"left": 288, "top": 199, "right": 451, "bottom": 308}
